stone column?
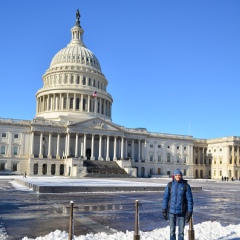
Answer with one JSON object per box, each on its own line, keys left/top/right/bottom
{"left": 121, "top": 137, "right": 124, "bottom": 160}
{"left": 202, "top": 148, "right": 205, "bottom": 165}
{"left": 67, "top": 93, "right": 69, "bottom": 111}
{"left": 125, "top": 139, "right": 128, "bottom": 159}
{"left": 144, "top": 140, "right": 147, "bottom": 161}
{"left": 55, "top": 95, "right": 59, "bottom": 110}
{"left": 56, "top": 133, "right": 60, "bottom": 159}
{"left": 98, "top": 135, "right": 103, "bottom": 160}
{"left": 232, "top": 145, "right": 235, "bottom": 165}
{"left": 75, "top": 133, "right": 79, "bottom": 157}
{"left": 30, "top": 131, "right": 34, "bottom": 157}
{"left": 99, "top": 98, "right": 102, "bottom": 114}
{"left": 67, "top": 133, "right": 71, "bottom": 157}
{"left": 131, "top": 139, "right": 135, "bottom": 161}
{"left": 39, "top": 132, "right": 43, "bottom": 158}
{"left": 47, "top": 132, "right": 52, "bottom": 158}
{"left": 138, "top": 140, "right": 141, "bottom": 161}
{"left": 106, "top": 136, "right": 110, "bottom": 161}
{"left": 91, "top": 134, "right": 95, "bottom": 160}
{"left": 113, "top": 136, "right": 117, "bottom": 160}
{"left": 87, "top": 95, "right": 90, "bottom": 112}
{"left": 197, "top": 147, "right": 201, "bottom": 165}
{"left": 83, "top": 134, "right": 86, "bottom": 158}
{"left": 237, "top": 146, "right": 239, "bottom": 165}
{"left": 73, "top": 93, "right": 76, "bottom": 111}
{"left": 47, "top": 95, "right": 49, "bottom": 111}
{"left": 80, "top": 94, "right": 83, "bottom": 112}
{"left": 80, "top": 137, "right": 83, "bottom": 157}
{"left": 103, "top": 99, "right": 106, "bottom": 115}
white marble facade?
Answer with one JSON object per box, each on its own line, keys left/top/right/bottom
{"left": 0, "top": 12, "right": 239, "bottom": 179}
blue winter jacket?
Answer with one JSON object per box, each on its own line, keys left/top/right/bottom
{"left": 162, "top": 179, "right": 193, "bottom": 214}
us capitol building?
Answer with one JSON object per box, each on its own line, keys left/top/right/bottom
{"left": 0, "top": 11, "right": 239, "bottom": 180}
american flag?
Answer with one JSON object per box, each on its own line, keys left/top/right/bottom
{"left": 93, "top": 91, "right": 97, "bottom": 97}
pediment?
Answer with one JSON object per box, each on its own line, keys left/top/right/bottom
{"left": 68, "top": 118, "right": 123, "bottom": 132}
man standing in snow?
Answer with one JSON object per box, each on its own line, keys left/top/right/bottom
{"left": 162, "top": 169, "right": 193, "bottom": 240}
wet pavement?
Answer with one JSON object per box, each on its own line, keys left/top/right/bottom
{"left": 0, "top": 178, "right": 239, "bottom": 240}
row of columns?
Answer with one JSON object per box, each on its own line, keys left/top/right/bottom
{"left": 230, "top": 145, "right": 240, "bottom": 165}
{"left": 44, "top": 73, "right": 105, "bottom": 90}
{"left": 36, "top": 93, "right": 112, "bottom": 117}
{"left": 193, "top": 147, "right": 207, "bottom": 165}
{"left": 30, "top": 131, "right": 145, "bottom": 161}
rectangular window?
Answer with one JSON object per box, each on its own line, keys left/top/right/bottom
{"left": 150, "top": 155, "right": 153, "bottom": 161}
{"left": 2, "top": 133, "right": 7, "bottom": 138}
{"left": 150, "top": 144, "right": 153, "bottom": 148}
{"left": 183, "top": 169, "right": 187, "bottom": 176}
{"left": 158, "top": 155, "right": 161, "bottom": 162}
{"left": 14, "top": 134, "right": 19, "bottom": 139}
{"left": 177, "top": 146, "right": 179, "bottom": 150}
{"left": 158, "top": 145, "right": 161, "bottom": 148}
{"left": 13, "top": 146, "right": 18, "bottom": 155}
{"left": 214, "top": 170, "right": 216, "bottom": 176}
{"left": 12, "top": 163, "right": 18, "bottom": 171}
{"left": 1, "top": 146, "right": 6, "bottom": 155}
{"left": 0, "top": 162, "right": 5, "bottom": 170}
{"left": 219, "top": 170, "right": 222, "bottom": 176}
{"left": 184, "top": 147, "right": 186, "bottom": 150}
{"left": 167, "top": 153, "right": 170, "bottom": 162}
{"left": 184, "top": 156, "right": 187, "bottom": 163}
{"left": 220, "top": 149, "right": 222, "bottom": 152}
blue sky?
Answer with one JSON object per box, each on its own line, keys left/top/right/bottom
{"left": 0, "top": 1, "right": 240, "bottom": 139}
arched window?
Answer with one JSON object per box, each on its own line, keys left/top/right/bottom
{"left": 51, "top": 164, "right": 56, "bottom": 175}
{"left": 60, "top": 164, "right": 64, "bottom": 175}
{"left": 42, "top": 164, "right": 47, "bottom": 175}
{"left": 33, "top": 163, "right": 38, "bottom": 175}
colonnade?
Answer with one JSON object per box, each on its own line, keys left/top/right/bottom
{"left": 36, "top": 93, "right": 112, "bottom": 117}
{"left": 30, "top": 131, "right": 146, "bottom": 161}
{"left": 229, "top": 145, "right": 240, "bottom": 165}
{"left": 193, "top": 147, "right": 207, "bottom": 165}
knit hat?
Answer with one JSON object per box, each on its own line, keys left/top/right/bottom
{"left": 174, "top": 169, "right": 182, "bottom": 176}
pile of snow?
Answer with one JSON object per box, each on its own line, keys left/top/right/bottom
{"left": 22, "top": 221, "right": 240, "bottom": 240}
{"left": 0, "top": 222, "right": 8, "bottom": 240}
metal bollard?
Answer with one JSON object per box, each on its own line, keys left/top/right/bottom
{"left": 188, "top": 216, "right": 195, "bottom": 240}
{"left": 68, "top": 201, "right": 74, "bottom": 240}
{"left": 134, "top": 200, "right": 140, "bottom": 240}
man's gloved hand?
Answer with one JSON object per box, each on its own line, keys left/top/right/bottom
{"left": 185, "top": 212, "right": 192, "bottom": 223}
{"left": 162, "top": 209, "right": 168, "bottom": 220}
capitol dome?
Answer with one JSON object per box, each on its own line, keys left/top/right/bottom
{"left": 35, "top": 10, "right": 113, "bottom": 122}
{"left": 50, "top": 34, "right": 102, "bottom": 72}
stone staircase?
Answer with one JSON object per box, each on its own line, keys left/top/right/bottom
{"left": 83, "top": 160, "right": 135, "bottom": 178}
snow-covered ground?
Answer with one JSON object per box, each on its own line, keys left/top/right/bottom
{"left": 21, "top": 221, "right": 240, "bottom": 240}
{"left": 1, "top": 176, "right": 239, "bottom": 240}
